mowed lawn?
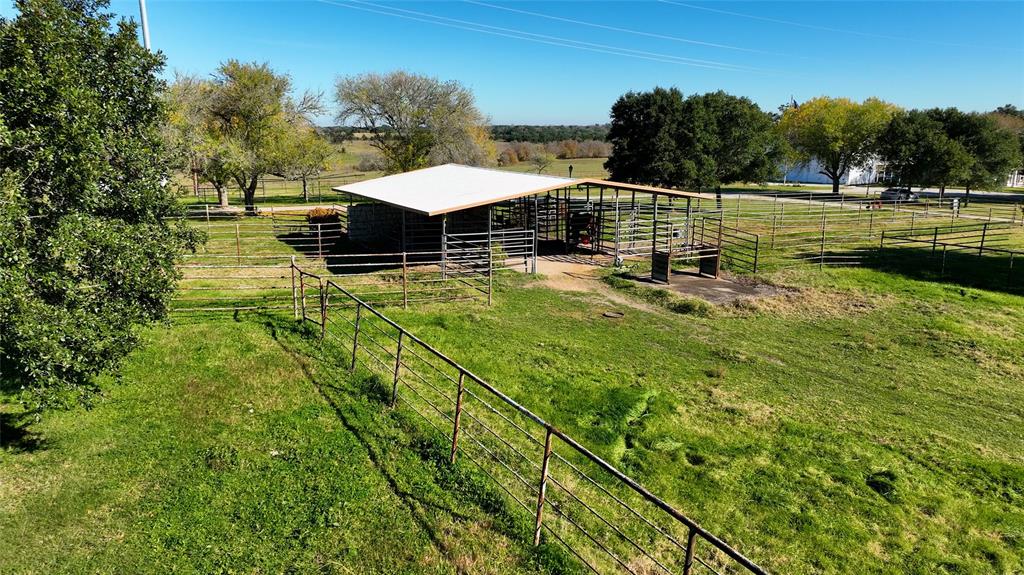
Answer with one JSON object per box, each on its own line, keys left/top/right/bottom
{"left": 0, "top": 318, "right": 553, "bottom": 574}
{"left": 378, "top": 267, "right": 1024, "bottom": 574}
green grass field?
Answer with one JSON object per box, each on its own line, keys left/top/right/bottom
{"left": 0, "top": 317, "right": 560, "bottom": 574}
{"left": 377, "top": 266, "right": 1023, "bottom": 574}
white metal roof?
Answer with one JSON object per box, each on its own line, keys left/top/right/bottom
{"left": 332, "top": 163, "right": 709, "bottom": 216}
{"left": 332, "top": 164, "right": 575, "bottom": 216}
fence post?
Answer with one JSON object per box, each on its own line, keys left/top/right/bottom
{"left": 770, "top": 213, "right": 777, "bottom": 249}
{"left": 979, "top": 223, "right": 988, "bottom": 255}
{"left": 910, "top": 212, "right": 916, "bottom": 234}
{"left": 683, "top": 528, "right": 698, "bottom": 575}
{"left": 880, "top": 230, "right": 886, "bottom": 249}
{"left": 402, "top": 252, "right": 409, "bottom": 309}
{"left": 205, "top": 204, "right": 210, "bottom": 230}
{"left": 350, "top": 303, "right": 362, "bottom": 371}
{"left": 869, "top": 209, "right": 874, "bottom": 237}
{"left": 533, "top": 428, "right": 554, "bottom": 546}
{"left": 932, "top": 227, "right": 939, "bottom": 255}
{"left": 819, "top": 211, "right": 827, "bottom": 269}
{"left": 450, "top": 372, "right": 466, "bottom": 464}
{"left": 290, "top": 256, "right": 298, "bottom": 320}
{"left": 299, "top": 272, "right": 307, "bottom": 321}
{"left": 753, "top": 235, "right": 760, "bottom": 274}
{"left": 235, "top": 223, "right": 241, "bottom": 266}
{"left": 319, "top": 277, "right": 328, "bottom": 340}
{"left": 391, "top": 331, "right": 404, "bottom": 407}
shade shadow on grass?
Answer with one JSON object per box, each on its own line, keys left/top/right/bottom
{"left": 860, "top": 247, "right": 1023, "bottom": 295}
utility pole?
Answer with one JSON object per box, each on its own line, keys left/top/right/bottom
{"left": 138, "top": 0, "right": 151, "bottom": 50}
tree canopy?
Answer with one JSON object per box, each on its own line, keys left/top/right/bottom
{"left": 606, "top": 88, "right": 782, "bottom": 196}
{"left": 334, "top": 70, "right": 495, "bottom": 173}
{"left": 779, "top": 97, "right": 897, "bottom": 194}
{"left": 878, "top": 110, "right": 971, "bottom": 194}
{"left": 0, "top": 0, "right": 199, "bottom": 410}
{"left": 165, "top": 62, "right": 326, "bottom": 211}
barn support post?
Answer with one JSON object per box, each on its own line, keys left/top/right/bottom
{"left": 651, "top": 193, "right": 659, "bottom": 261}
{"left": 532, "top": 195, "right": 540, "bottom": 272}
{"left": 613, "top": 188, "right": 621, "bottom": 264}
{"left": 533, "top": 428, "right": 554, "bottom": 546}
{"left": 487, "top": 206, "right": 493, "bottom": 306}
{"left": 402, "top": 251, "right": 409, "bottom": 309}
{"left": 441, "top": 213, "right": 448, "bottom": 280}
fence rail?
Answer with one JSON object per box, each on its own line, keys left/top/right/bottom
{"left": 293, "top": 261, "right": 769, "bottom": 575}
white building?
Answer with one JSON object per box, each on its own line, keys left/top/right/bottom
{"left": 782, "top": 157, "right": 892, "bottom": 186}
{"left": 1007, "top": 169, "right": 1024, "bottom": 188}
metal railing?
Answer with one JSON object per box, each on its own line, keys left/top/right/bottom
{"left": 293, "top": 261, "right": 770, "bottom": 575}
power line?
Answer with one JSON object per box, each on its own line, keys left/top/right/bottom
{"left": 659, "top": 0, "right": 1024, "bottom": 53}
{"left": 316, "top": 0, "right": 781, "bottom": 75}
{"left": 464, "top": 0, "right": 801, "bottom": 59}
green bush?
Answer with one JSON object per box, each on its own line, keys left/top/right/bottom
{"left": 0, "top": 0, "right": 200, "bottom": 410}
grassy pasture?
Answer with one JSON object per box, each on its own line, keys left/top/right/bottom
{"left": 371, "top": 266, "right": 1024, "bottom": 574}
{"left": 0, "top": 317, "right": 557, "bottom": 574}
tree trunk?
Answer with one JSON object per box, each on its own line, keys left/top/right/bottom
{"left": 963, "top": 185, "right": 970, "bottom": 207}
{"left": 832, "top": 178, "right": 840, "bottom": 195}
{"left": 301, "top": 177, "right": 308, "bottom": 202}
{"left": 244, "top": 176, "right": 258, "bottom": 215}
{"left": 192, "top": 170, "right": 200, "bottom": 197}
{"left": 715, "top": 185, "right": 723, "bottom": 210}
{"left": 939, "top": 185, "right": 945, "bottom": 200}
{"left": 217, "top": 185, "right": 229, "bottom": 208}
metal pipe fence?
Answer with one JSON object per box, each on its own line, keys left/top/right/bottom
{"left": 294, "top": 262, "right": 769, "bottom": 575}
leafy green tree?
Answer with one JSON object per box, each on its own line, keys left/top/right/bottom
{"left": 0, "top": 0, "right": 199, "bottom": 410}
{"left": 163, "top": 73, "right": 210, "bottom": 197}
{"left": 779, "top": 97, "right": 897, "bottom": 194}
{"left": 675, "top": 91, "right": 784, "bottom": 204}
{"left": 606, "top": 89, "right": 782, "bottom": 203}
{"left": 335, "top": 71, "right": 494, "bottom": 173}
{"left": 205, "top": 61, "right": 322, "bottom": 212}
{"left": 878, "top": 110, "right": 971, "bottom": 197}
{"left": 929, "top": 108, "right": 1021, "bottom": 200}
{"left": 605, "top": 87, "right": 686, "bottom": 187}
{"left": 272, "top": 126, "right": 334, "bottom": 201}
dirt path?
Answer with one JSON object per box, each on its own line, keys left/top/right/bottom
{"left": 531, "top": 258, "right": 663, "bottom": 314}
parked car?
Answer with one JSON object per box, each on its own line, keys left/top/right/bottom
{"left": 880, "top": 188, "right": 919, "bottom": 202}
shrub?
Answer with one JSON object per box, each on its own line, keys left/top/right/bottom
{"left": 0, "top": 0, "right": 200, "bottom": 410}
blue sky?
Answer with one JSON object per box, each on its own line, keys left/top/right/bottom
{"left": 4, "top": 0, "right": 1023, "bottom": 124}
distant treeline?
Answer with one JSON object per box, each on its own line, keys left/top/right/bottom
{"left": 490, "top": 124, "right": 609, "bottom": 143}
{"left": 321, "top": 124, "right": 611, "bottom": 144}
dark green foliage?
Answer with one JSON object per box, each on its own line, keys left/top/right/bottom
{"left": 606, "top": 88, "right": 782, "bottom": 191}
{"left": 0, "top": 0, "right": 199, "bottom": 409}
{"left": 929, "top": 108, "right": 1022, "bottom": 193}
{"left": 878, "top": 110, "right": 971, "bottom": 192}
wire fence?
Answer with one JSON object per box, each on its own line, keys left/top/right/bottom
{"left": 172, "top": 208, "right": 539, "bottom": 312}
{"left": 294, "top": 262, "right": 769, "bottom": 575}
